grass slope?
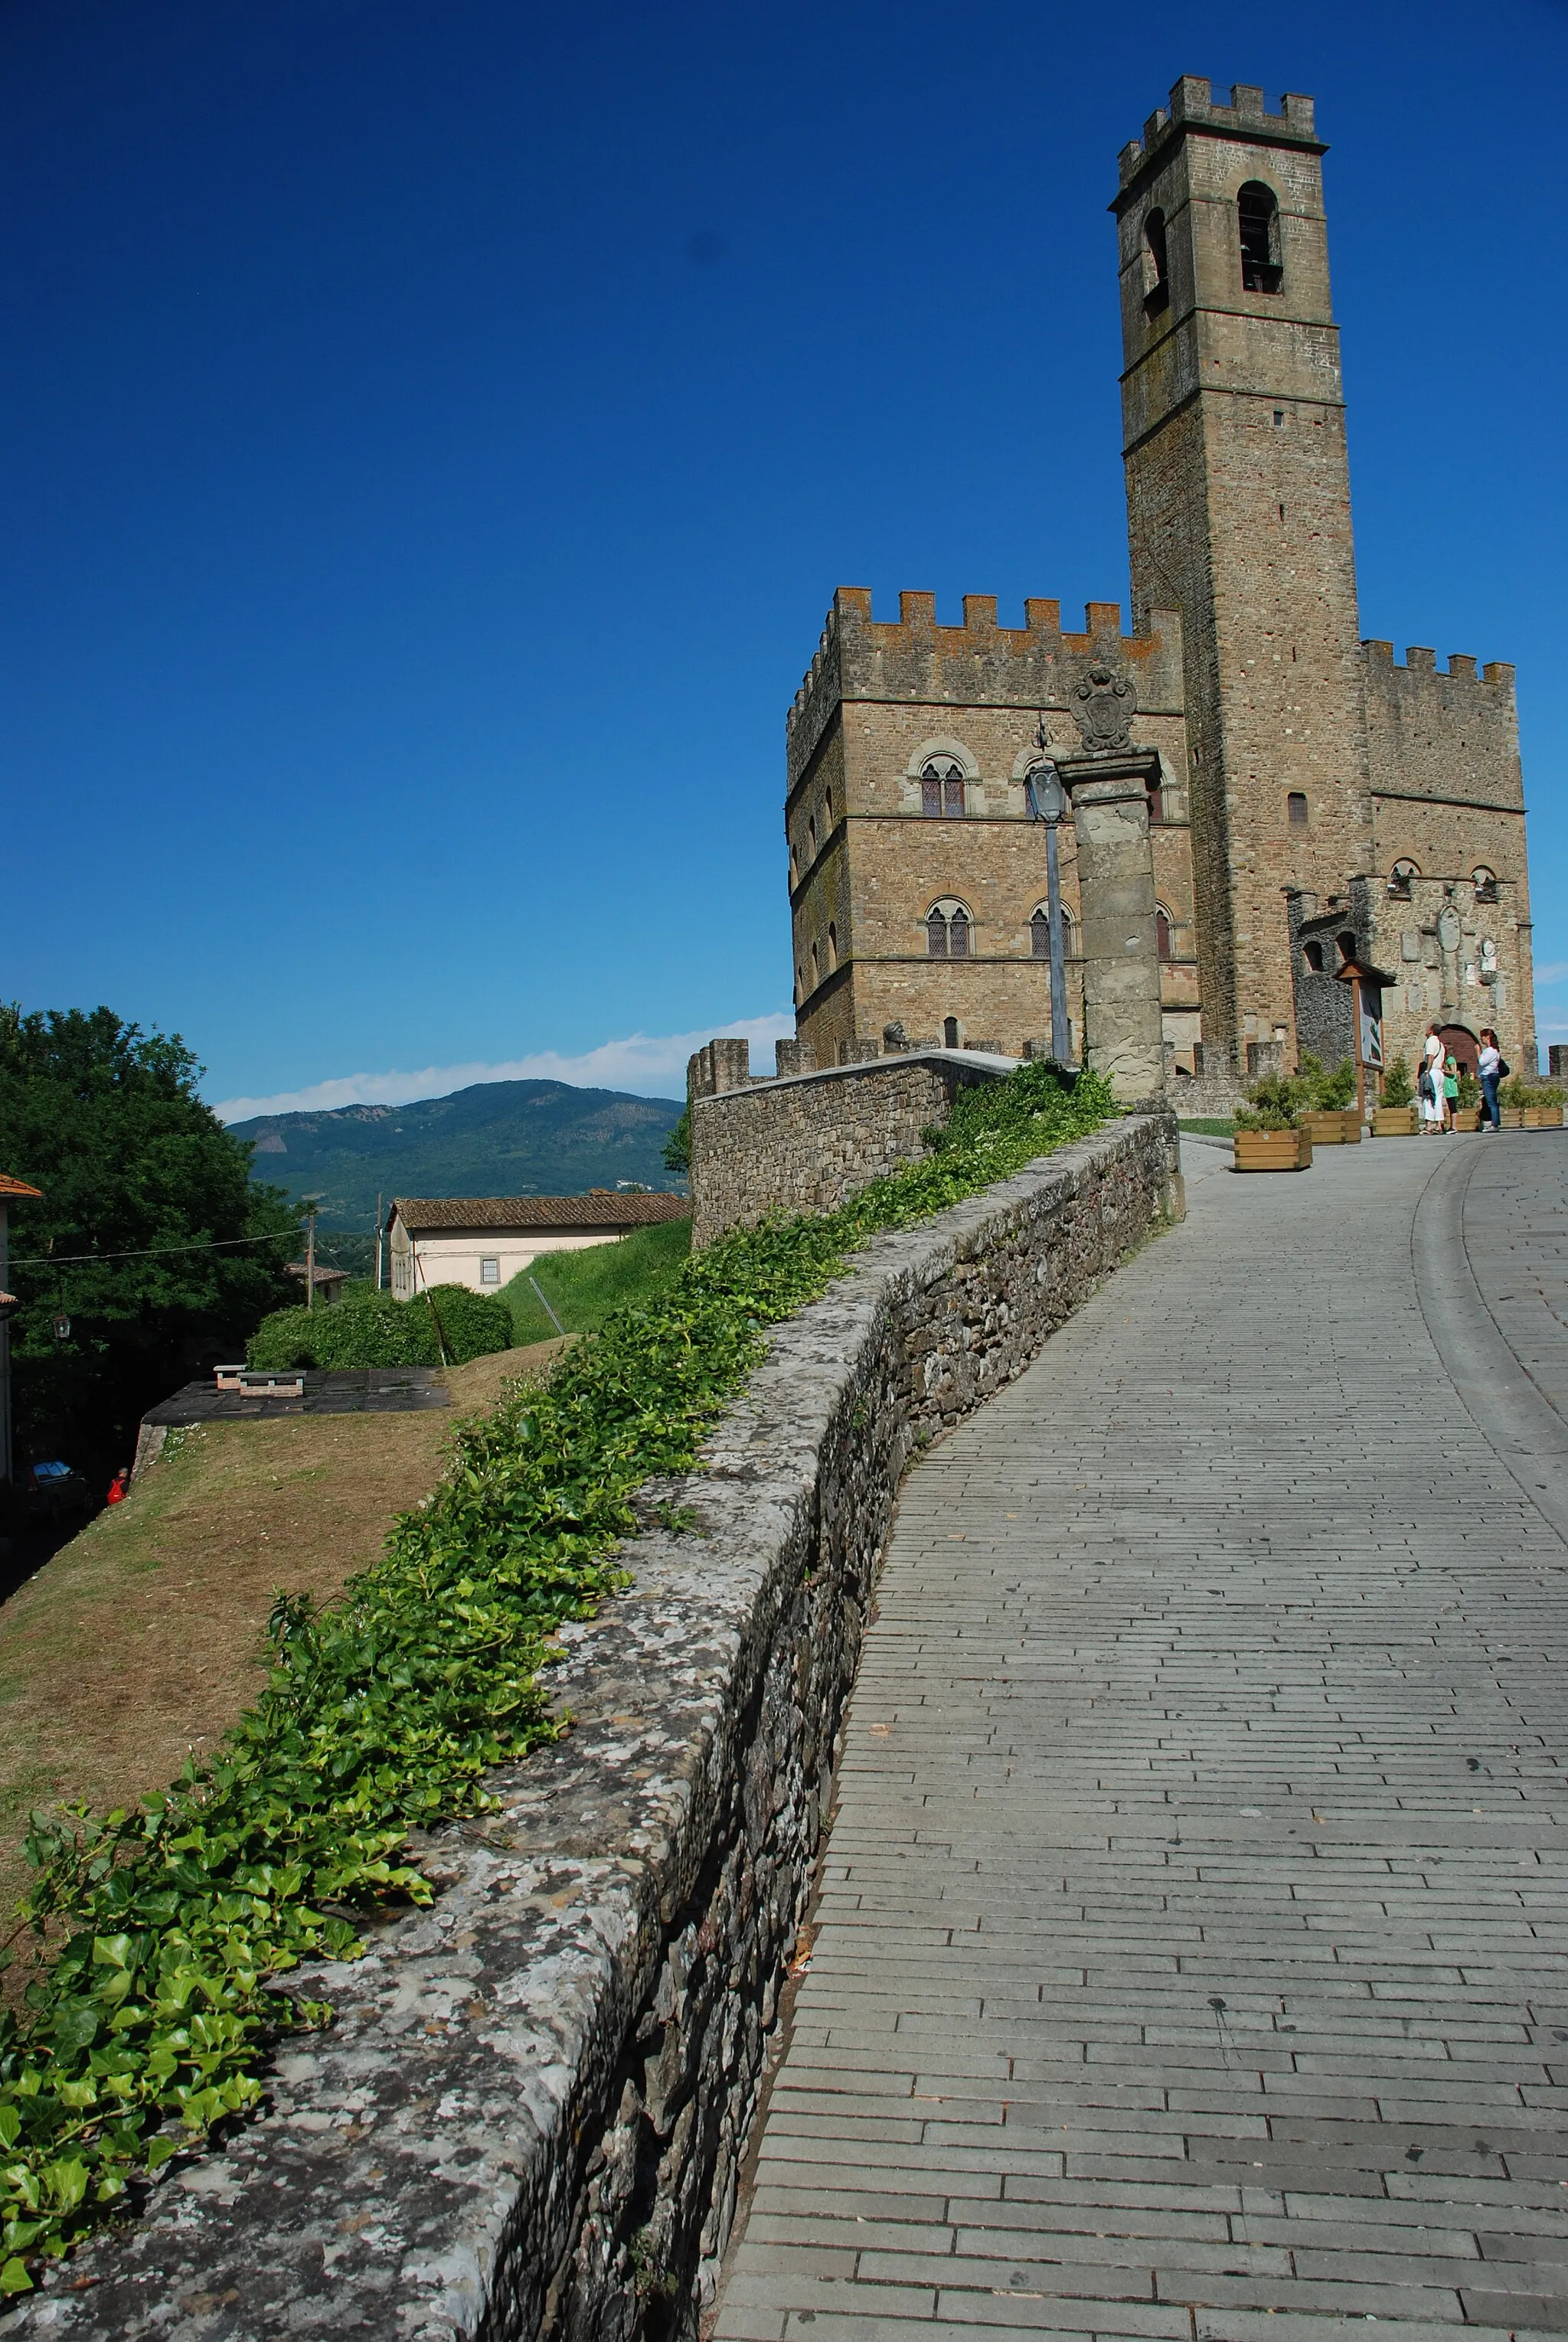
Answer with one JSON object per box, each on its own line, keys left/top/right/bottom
{"left": 0, "top": 1346, "right": 559, "bottom": 1982}
{"left": 502, "top": 1216, "right": 691, "bottom": 1344}
{"left": 228, "top": 1079, "right": 685, "bottom": 1228}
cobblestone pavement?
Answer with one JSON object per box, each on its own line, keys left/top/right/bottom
{"left": 714, "top": 1132, "right": 1568, "bottom": 2342}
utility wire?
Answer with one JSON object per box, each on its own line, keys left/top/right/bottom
{"left": 7, "top": 1227, "right": 305, "bottom": 1270}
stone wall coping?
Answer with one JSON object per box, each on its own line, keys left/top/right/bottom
{"left": 707, "top": 1046, "right": 1018, "bottom": 1102}
{"left": 13, "top": 1109, "right": 1175, "bottom": 2341}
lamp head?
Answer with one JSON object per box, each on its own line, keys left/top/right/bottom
{"left": 1027, "top": 762, "right": 1066, "bottom": 824}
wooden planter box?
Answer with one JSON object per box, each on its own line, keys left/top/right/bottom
{"left": 1524, "top": 1106, "right": 1564, "bottom": 1129}
{"left": 1451, "top": 1108, "right": 1481, "bottom": 1132}
{"left": 1372, "top": 1105, "right": 1416, "bottom": 1137}
{"left": 1299, "top": 1108, "right": 1362, "bottom": 1145}
{"left": 1498, "top": 1109, "right": 1524, "bottom": 1129}
{"left": 1233, "top": 1128, "right": 1313, "bottom": 1172}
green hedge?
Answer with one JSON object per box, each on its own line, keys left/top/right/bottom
{"left": 0, "top": 1062, "right": 1116, "bottom": 2290}
{"left": 247, "top": 1285, "right": 513, "bottom": 1371}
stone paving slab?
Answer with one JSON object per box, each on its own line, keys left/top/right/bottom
{"left": 714, "top": 1133, "right": 1568, "bottom": 2341}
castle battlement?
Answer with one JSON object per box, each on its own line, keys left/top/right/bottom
{"left": 1118, "top": 78, "right": 1320, "bottom": 189}
{"left": 786, "top": 587, "right": 1178, "bottom": 732}
{"left": 1362, "top": 639, "right": 1515, "bottom": 688}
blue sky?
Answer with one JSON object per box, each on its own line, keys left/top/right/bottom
{"left": 4, "top": 0, "right": 1564, "bottom": 1113}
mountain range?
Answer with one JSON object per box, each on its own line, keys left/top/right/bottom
{"left": 229, "top": 1080, "right": 686, "bottom": 1229}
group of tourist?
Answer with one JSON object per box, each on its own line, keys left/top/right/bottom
{"left": 1420, "top": 1024, "right": 1507, "bottom": 1134}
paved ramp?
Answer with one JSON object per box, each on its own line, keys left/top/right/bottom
{"left": 715, "top": 1132, "right": 1568, "bottom": 2342}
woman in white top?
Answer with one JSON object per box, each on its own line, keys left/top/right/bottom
{"left": 1477, "top": 1029, "right": 1504, "bottom": 1132}
{"left": 1422, "top": 1025, "right": 1448, "bottom": 1132}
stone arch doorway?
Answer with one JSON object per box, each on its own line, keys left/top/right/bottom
{"left": 1438, "top": 1022, "right": 1480, "bottom": 1075}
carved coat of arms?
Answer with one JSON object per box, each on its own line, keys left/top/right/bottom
{"left": 1072, "top": 664, "right": 1135, "bottom": 753}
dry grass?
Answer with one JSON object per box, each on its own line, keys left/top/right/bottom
{"left": 0, "top": 1341, "right": 564, "bottom": 1943}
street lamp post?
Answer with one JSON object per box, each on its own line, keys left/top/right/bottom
{"left": 1026, "top": 730, "right": 1073, "bottom": 1065}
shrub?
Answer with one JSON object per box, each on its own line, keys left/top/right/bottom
{"left": 247, "top": 1285, "right": 512, "bottom": 1371}
{"left": 0, "top": 1060, "right": 1116, "bottom": 2289}
{"left": 1379, "top": 1054, "right": 1413, "bottom": 1107}
{"left": 1500, "top": 1076, "right": 1565, "bottom": 1111}
{"left": 1234, "top": 1071, "right": 1300, "bottom": 1133}
{"left": 1455, "top": 1066, "right": 1480, "bottom": 1109}
{"left": 1295, "top": 1053, "right": 1357, "bottom": 1111}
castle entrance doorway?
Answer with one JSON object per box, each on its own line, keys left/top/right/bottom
{"left": 1438, "top": 1022, "right": 1480, "bottom": 1075}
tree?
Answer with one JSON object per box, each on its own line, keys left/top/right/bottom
{"left": 0, "top": 1006, "right": 301, "bottom": 1479}
{"left": 661, "top": 1106, "right": 691, "bottom": 1176}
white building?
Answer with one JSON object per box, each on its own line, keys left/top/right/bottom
{"left": 386, "top": 1191, "right": 690, "bottom": 1299}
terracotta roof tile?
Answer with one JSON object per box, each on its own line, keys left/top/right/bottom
{"left": 0, "top": 1175, "right": 41, "bottom": 1200}
{"left": 390, "top": 1193, "right": 689, "bottom": 1233}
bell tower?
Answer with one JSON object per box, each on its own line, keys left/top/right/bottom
{"left": 1114, "top": 79, "right": 1375, "bottom": 1072}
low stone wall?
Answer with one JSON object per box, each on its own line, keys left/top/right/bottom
{"left": 1169, "top": 1073, "right": 1243, "bottom": 1119}
{"left": 17, "top": 1109, "right": 1179, "bottom": 2342}
{"left": 689, "top": 1047, "right": 1017, "bottom": 1246}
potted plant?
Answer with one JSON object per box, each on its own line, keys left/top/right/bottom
{"left": 1501, "top": 1076, "right": 1565, "bottom": 1130}
{"left": 1373, "top": 1055, "right": 1416, "bottom": 1137}
{"left": 1452, "top": 1066, "right": 1481, "bottom": 1133}
{"left": 1296, "top": 1053, "right": 1362, "bottom": 1145}
{"left": 1233, "top": 1073, "right": 1313, "bottom": 1171}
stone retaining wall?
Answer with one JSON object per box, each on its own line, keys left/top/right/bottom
{"left": 17, "top": 1109, "right": 1179, "bottom": 2342}
{"left": 688, "top": 1048, "right": 1017, "bottom": 1246}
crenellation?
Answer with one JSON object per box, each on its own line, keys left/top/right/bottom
{"left": 1119, "top": 75, "right": 1325, "bottom": 191}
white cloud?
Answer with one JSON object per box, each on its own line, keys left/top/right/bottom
{"left": 209, "top": 1013, "right": 796, "bottom": 1123}
{"left": 1533, "top": 962, "right": 1568, "bottom": 988}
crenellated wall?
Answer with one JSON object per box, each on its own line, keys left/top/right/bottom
{"left": 784, "top": 588, "right": 1194, "bottom": 1072}
{"left": 13, "top": 1113, "right": 1180, "bottom": 2342}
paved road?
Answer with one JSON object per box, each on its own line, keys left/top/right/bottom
{"left": 714, "top": 1131, "right": 1568, "bottom": 2342}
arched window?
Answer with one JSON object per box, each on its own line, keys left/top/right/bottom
{"left": 1030, "top": 904, "right": 1075, "bottom": 959}
{"left": 1473, "top": 866, "right": 1498, "bottom": 903}
{"left": 1337, "top": 930, "right": 1357, "bottom": 967}
{"left": 921, "top": 759, "right": 967, "bottom": 818}
{"left": 810, "top": 940, "right": 820, "bottom": 989}
{"left": 807, "top": 814, "right": 817, "bottom": 857}
{"left": 1287, "top": 790, "right": 1308, "bottom": 828}
{"left": 1303, "top": 940, "right": 1325, "bottom": 973}
{"left": 1238, "top": 181, "right": 1282, "bottom": 294}
{"left": 926, "top": 899, "right": 972, "bottom": 959}
{"left": 824, "top": 789, "right": 834, "bottom": 828}
{"left": 942, "top": 1016, "right": 961, "bottom": 1048}
{"left": 1147, "top": 778, "right": 1165, "bottom": 825}
{"left": 1142, "top": 207, "right": 1169, "bottom": 312}
{"left": 1389, "top": 859, "right": 1419, "bottom": 898}
{"left": 1155, "top": 906, "right": 1173, "bottom": 963}
{"left": 789, "top": 843, "right": 799, "bottom": 887}
{"left": 827, "top": 922, "right": 838, "bottom": 972}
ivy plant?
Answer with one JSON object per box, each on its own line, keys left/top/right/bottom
{"left": 0, "top": 1061, "right": 1116, "bottom": 2291}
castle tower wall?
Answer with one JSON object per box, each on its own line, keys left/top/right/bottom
{"left": 783, "top": 590, "right": 1195, "bottom": 1072}
{"left": 1360, "top": 644, "right": 1536, "bottom": 1074}
{"left": 1115, "top": 80, "right": 1375, "bottom": 1071}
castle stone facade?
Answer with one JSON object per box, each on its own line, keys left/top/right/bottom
{"left": 784, "top": 78, "right": 1535, "bottom": 1089}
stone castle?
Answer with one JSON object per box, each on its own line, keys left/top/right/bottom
{"left": 782, "top": 77, "right": 1536, "bottom": 1094}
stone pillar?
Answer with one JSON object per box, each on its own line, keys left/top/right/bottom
{"left": 1057, "top": 753, "right": 1165, "bottom": 1100}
